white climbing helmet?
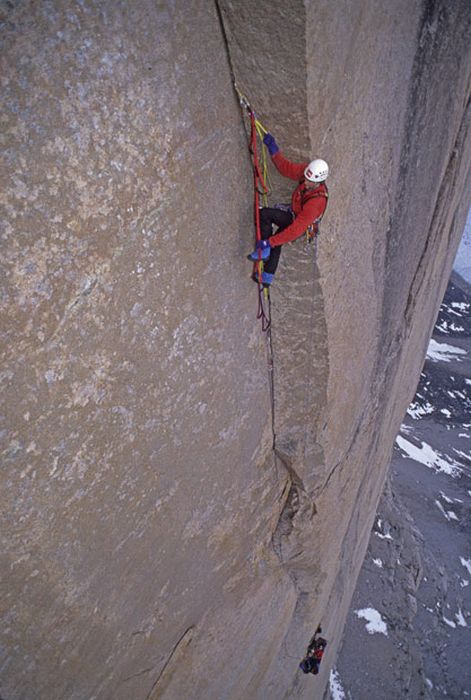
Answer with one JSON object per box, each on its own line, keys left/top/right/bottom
{"left": 304, "top": 158, "right": 329, "bottom": 182}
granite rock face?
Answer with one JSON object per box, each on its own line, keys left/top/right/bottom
{"left": 1, "top": 1, "right": 471, "bottom": 699}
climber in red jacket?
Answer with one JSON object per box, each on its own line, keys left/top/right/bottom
{"left": 247, "top": 133, "right": 329, "bottom": 286}
{"left": 299, "top": 626, "right": 328, "bottom": 675}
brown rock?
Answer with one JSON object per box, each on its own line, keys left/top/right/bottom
{"left": 1, "top": 1, "right": 471, "bottom": 698}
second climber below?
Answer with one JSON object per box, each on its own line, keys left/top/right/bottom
{"left": 247, "top": 132, "right": 329, "bottom": 287}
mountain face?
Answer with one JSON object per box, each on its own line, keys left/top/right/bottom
{"left": 336, "top": 272, "right": 471, "bottom": 699}
{"left": 1, "top": 2, "right": 471, "bottom": 699}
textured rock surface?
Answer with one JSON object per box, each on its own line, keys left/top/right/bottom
{"left": 1, "top": 1, "right": 471, "bottom": 699}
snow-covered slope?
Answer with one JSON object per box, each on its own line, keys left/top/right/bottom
{"left": 335, "top": 276, "right": 471, "bottom": 699}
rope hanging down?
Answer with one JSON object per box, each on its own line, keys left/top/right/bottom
{"left": 235, "top": 85, "right": 272, "bottom": 332}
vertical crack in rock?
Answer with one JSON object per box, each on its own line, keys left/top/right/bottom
{"left": 214, "top": 8, "right": 332, "bottom": 692}
{"left": 214, "top": 0, "right": 288, "bottom": 474}
{"left": 145, "top": 626, "right": 194, "bottom": 700}
{"left": 214, "top": 0, "right": 238, "bottom": 90}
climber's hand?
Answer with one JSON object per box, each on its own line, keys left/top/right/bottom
{"left": 263, "top": 133, "right": 279, "bottom": 156}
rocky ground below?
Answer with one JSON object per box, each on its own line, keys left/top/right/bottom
{"left": 332, "top": 273, "right": 471, "bottom": 700}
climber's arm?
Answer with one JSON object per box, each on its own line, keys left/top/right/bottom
{"left": 271, "top": 151, "right": 307, "bottom": 181}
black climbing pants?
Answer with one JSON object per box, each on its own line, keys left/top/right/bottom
{"left": 259, "top": 207, "right": 294, "bottom": 275}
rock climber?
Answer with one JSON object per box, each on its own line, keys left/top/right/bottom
{"left": 247, "top": 133, "right": 329, "bottom": 287}
{"left": 299, "top": 626, "right": 327, "bottom": 675}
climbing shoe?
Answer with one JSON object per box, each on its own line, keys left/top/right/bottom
{"left": 252, "top": 271, "right": 274, "bottom": 287}
{"left": 247, "top": 239, "right": 271, "bottom": 261}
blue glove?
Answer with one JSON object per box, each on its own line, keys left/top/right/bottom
{"left": 263, "top": 133, "right": 279, "bottom": 156}
{"left": 247, "top": 239, "right": 271, "bottom": 261}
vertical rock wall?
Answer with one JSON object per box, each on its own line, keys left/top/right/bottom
{"left": 218, "top": 0, "right": 471, "bottom": 698}
{"left": 1, "top": 1, "right": 471, "bottom": 699}
{"left": 1, "top": 2, "right": 286, "bottom": 698}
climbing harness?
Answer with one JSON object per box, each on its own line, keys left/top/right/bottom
{"left": 305, "top": 186, "right": 329, "bottom": 263}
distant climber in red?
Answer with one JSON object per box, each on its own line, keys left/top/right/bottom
{"left": 247, "top": 132, "right": 329, "bottom": 287}
{"left": 299, "top": 627, "right": 328, "bottom": 675}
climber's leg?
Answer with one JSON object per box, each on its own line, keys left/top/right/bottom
{"left": 259, "top": 207, "right": 293, "bottom": 276}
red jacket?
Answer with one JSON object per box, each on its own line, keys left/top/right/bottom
{"left": 268, "top": 152, "right": 328, "bottom": 247}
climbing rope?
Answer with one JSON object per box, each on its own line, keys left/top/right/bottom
{"left": 231, "top": 83, "right": 276, "bottom": 444}
{"left": 234, "top": 84, "right": 273, "bottom": 332}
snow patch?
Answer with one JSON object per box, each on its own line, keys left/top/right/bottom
{"left": 329, "top": 669, "right": 346, "bottom": 700}
{"left": 440, "top": 408, "right": 452, "bottom": 417}
{"left": 395, "top": 436, "right": 462, "bottom": 477}
{"left": 407, "top": 401, "right": 434, "bottom": 419}
{"left": 436, "top": 321, "right": 449, "bottom": 333}
{"left": 435, "top": 500, "right": 458, "bottom": 521}
{"left": 452, "top": 448, "right": 471, "bottom": 461}
{"left": 440, "top": 491, "right": 454, "bottom": 504}
{"left": 456, "top": 609, "right": 467, "bottom": 627}
{"left": 443, "top": 616, "right": 456, "bottom": 628}
{"left": 426, "top": 339, "right": 466, "bottom": 362}
{"left": 460, "top": 557, "right": 471, "bottom": 576}
{"left": 451, "top": 301, "right": 469, "bottom": 311}
{"left": 355, "top": 607, "right": 388, "bottom": 635}
{"left": 372, "top": 558, "right": 383, "bottom": 568}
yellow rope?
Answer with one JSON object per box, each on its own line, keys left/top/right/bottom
{"left": 234, "top": 83, "right": 272, "bottom": 205}
{"left": 255, "top": 119, "right": 271, "bottom": 206}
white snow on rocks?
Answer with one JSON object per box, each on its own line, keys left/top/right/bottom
{"left": 436, "top": 320, "right": 465, "bottom": 333}
{"left": 426, "top": 339, "right": 467, "bottom": 362}
{"left": 372, "top": 558, "right": 383, "bottom": 568}
{"left": 329, "top": 668, "right": 346, "bottom": 700}
{"left": 460, "top": 557, "right": 471, "bottom": 576}
{"left": 374, "top": 518, "right": 393, "bottom": 540}
{"left": 451, "top": 302, "right": 470, "bottom": 312}
{"left": 354, "top": 607, "right": 388, "bottom": 635}
{"left": 395, "top": 436, "right": 462, "bottom": 477}
{"left": 443, "top": 615, "right": 456, "bottom": 628}
{"left": 452, "top": 448, "right": 471, "bottom": 461}
{"left": 435, "top": 500, "right": 459, "bottom": 522}
{"left": 456, "top": 608, "right": 467, "bottom": 627}
{"left": 407, "top": 400, "right": 434, "bottom": 419}
{"left": 440, "top": 491, "right": 454, "bottom": 504}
